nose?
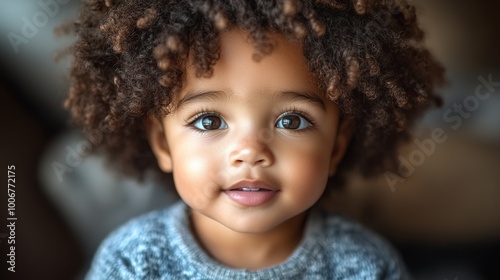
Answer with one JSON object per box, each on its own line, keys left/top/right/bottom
{"left": 229, "top": 135, "right": 274, "bottom": 167}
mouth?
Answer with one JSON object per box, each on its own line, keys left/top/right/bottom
{"left": 229, "top": 187, "right": 272, "bottom": 192}
{"left": 226, "top": 180, "right": 277, "bottom": 192}
{"left": 224, "top": 180, "right": 278, "bottom": 206}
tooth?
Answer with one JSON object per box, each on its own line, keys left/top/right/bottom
{"left": 241, "top": 187, "right": 259, "bottom": 192}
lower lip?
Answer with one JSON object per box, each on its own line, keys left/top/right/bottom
{"left": 224, "top": 190, "right": 277, "bottom": 207}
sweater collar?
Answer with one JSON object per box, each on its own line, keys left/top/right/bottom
{"left": 166, "top": 202, "right": 325, "bottom": 279}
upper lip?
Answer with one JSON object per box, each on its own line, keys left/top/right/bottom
{"left": 226, "top": 180, "right": 278, "bottom": 192}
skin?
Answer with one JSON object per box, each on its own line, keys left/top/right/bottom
{"left": 148, "top": 29, "right": 352, "bottom": 270}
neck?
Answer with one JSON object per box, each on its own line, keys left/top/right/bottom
{"left": 190, "top": 211, "right": 307, "bottom": 270}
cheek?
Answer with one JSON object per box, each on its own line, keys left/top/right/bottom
{"left": 170, "top": 141, "right": 222, "bottom": 208}
{"left": 278, "top": 140, "right": 331, "bottom": 194}
{"left": 171, "top": 134, "right": 211, "bottom": 181}
{"left": 291, "top": 155, "right": 329, "bottom": 189}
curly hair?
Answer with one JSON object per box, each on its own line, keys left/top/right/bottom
{"left": 63, "top": 0, "right": 445, "bottom": 186}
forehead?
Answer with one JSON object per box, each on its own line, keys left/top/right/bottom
{"left": 178, "top": 29, "right": 322, "bottom": 102}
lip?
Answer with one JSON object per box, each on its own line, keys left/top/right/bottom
{"left": 224, "top": 180, "right": 278, "bottom": 207}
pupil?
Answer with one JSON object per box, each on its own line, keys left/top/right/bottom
{"left": 202, "top": 116, "right": 220, "bottom": 129}
{"left": 282, "top": 116, "right": 300, "bottom": 129}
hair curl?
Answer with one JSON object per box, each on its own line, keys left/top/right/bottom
{"left": 63, "top": 0, "right": 445, "bottom": 186}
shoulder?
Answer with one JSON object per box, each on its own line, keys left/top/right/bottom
{"left": 316, "top": 211, "right": 410, "bottom": 279}
{"left": 85, "top": 202, "right": 185, "bottom": 280}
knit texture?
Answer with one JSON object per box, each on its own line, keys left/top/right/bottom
{"left": 86, "top": 201, "right": 409, "bottom": 279}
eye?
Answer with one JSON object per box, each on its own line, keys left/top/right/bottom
{"left": 192, "top": 114, "right": 228, "bottom": 131}
{"left": 276, "top": 113, "right": 312, "bottom": 130}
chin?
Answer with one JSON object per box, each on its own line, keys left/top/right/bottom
{"left": 223, "top": 223, "right": 278, "bottom": 234}
{"left": 218, "top": 213, "right": 295, "bottom": 234}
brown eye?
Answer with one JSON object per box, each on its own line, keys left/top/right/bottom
{"left": 276, "top": 114, "right": 311, "bottom": 130}
{"left": 193, "top": 114, "right": 227, "bottom": 130}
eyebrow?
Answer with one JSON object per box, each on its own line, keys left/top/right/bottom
{"left": 276, "top": 90, "right": 326, "bottom": 111}
{"left": 175, "top": 90, "right": 229, "bottom": 110}
{"left": 175, "top": 89, "right": 326, "bottom": 111}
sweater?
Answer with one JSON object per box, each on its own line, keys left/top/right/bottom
{"left": 86, "top": 201, "right": 409, "bottom": 279}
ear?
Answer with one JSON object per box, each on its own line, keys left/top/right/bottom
{"left": 329, "top": 119, "right": 354, "bottom": 176}
{"left": 146, "top": 116, "right": 173, "bottom": 172}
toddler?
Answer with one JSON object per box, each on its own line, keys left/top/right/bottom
{"left": 64, "top": 0, "right": 445, "bottom": 279}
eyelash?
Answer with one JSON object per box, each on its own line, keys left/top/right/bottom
{"left": 185, "top": 109, "right": 223, "bottom": 133}
{"left": 278, "top": 107, "right": 315, "bottom": 123}
{"left": 186, "top": 109, "right": 219, "bottom": 124}
{"left": 185, "top": 107, "right": 316, "bottom": 132}
{"left": 275, "top": 107, "right": 316, "bottom": 134}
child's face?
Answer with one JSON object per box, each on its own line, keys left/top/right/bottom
{"left": 148, "top": 29, "right": 351, "bottom": 233}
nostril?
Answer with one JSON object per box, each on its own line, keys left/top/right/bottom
{"left": 231, "top": 153, "right": 271, "bottom": 166}
{"left": 229, "top": 140, "right": 274, "bottom": 167}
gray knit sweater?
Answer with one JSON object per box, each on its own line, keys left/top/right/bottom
{"left": 86, "top": 201, "right": 409, "bottom": 279}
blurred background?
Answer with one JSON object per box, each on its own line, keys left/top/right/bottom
{"left": 0, "top": 0, "right": 499, "bottom": 279}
